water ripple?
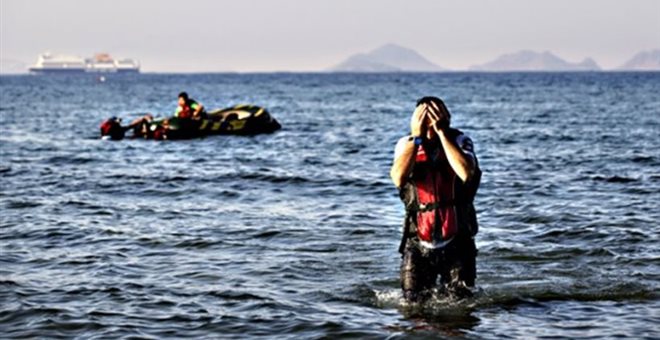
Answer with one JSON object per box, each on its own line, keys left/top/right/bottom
{"left": 1, "top": 73, "right": 659, "bottom": 338}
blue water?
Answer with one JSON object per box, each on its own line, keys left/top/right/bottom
{"left": 1, "top": 72, "right": 659, "bottom": 338}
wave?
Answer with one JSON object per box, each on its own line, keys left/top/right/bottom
{"left": 592, "top": 175, "right": 638, "bottom": 183}
{"left": 369, "top": 279, "right": 656, "bottom": 317}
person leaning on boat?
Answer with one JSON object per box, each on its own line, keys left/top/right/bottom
{"left": 122, "top": 92, "right": 205, "bottom": 138}
{"left": 175, "top": 92, "right": 206, "bottom": 120}
{"left": 390, "top": 96, "right": 481, "bottom": 302}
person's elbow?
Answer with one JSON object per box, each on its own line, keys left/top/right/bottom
{"left": 458, "top": 158, "right": 477, "bottom": 183}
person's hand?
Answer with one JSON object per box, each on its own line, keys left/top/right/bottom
{"left": 410, "top": 104, "right": 427, "bottom": 137}
{"left": 426, "top": 103, "right": 449, "bottom": 133}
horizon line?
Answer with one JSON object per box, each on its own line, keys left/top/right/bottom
{"left": 3, "top": 70, "right": 660, "bottom": 76}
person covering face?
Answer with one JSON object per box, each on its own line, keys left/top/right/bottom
{"left": 390, "top": 96, "right": 482, "bottom": 302}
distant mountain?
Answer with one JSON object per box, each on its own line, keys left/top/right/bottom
{"left": 470, "top": 50, "right": 601, "bottom": 71}
{"left": 0, "top": 58, "right": 28, "bottom": 74}
{"left": 330, "top": 44, "right": 446, "bottom": 72}
{"left": 618, "top": 50, "right": 660, "bottom": 70}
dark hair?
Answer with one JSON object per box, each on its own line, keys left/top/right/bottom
{"left": 416, "top": 96, "right": 451, "bottom": 121}
{"left": 178, "top": 92, "right": 189, "bottom": 100}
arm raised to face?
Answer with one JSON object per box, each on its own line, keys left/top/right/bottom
{"left": 390, "top": 104, "right": 428, "bottom": 188}
{"left": 426, "top": 103, "right": 476, "bottom": 183}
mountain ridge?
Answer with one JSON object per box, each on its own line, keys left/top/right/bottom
{"left": 617, "top": 49, "right": 660, "bottom": 70}
{"left": 469, "top": 50, "right": 601, "bottom": 71}
{"left": 329, "top": 44, "right": 445, "bottom": 72}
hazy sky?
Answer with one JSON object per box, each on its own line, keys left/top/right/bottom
{"left": 1, "top": 0, "right": 659, "bottom": 72}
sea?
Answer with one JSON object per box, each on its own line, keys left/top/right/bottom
{"left": 1, "top": 72, "right": 659, "bottom": 339}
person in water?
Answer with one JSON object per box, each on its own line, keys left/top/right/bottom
{"left": 175, "top": 92, "right": 206, "bottom": 120}
{"left": 390, "top": 96, "right": 481, "bottom": 302}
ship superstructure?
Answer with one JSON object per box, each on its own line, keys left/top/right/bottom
{"left": 29, "top": 52, "right": 140, "bottom": 74}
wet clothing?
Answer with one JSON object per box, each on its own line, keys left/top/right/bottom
{"left": 400, "top": 235, "right": 477, "bottom": 301}
{"left": 394, "top": 129, "right": 481, "bottom": 301}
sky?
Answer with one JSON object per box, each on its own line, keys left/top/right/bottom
{"left": 1, "top": 0, "right": 659, "bottom": 72}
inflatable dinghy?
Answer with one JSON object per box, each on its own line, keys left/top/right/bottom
{"left": 100, "top": 105, "right": 281, "bottom": 140}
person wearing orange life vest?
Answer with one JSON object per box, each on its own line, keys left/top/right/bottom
{"left": 175, "top": 92, "right": 206, "bottom": 120}
{"left": 390, "top": 97, "right": 481, "bottom": 302}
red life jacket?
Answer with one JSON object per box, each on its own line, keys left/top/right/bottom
{"left": 399, "top": 128, "right": 481, "bottom": 251}
{"left": 411, "top": 144, "right": 458, "bottom": 242}
{"left": 177, "top": 105, "right": 192, "bottom": 119}
{"left": 176, "top": 99, "right": 201, "bottom": 119}
{"left": 99, "top": 118, "right": 124, "bottom": 140}
{"left": 100, "top": 120, "right": 115, "bottom": 136}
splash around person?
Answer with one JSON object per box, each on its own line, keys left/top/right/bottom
{"left": 390, "top": 96, "right": 482, "bottom": 302}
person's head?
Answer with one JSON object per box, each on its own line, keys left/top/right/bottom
{"left": 178, "top": 92, "right": 189, "bottom": 106}
{"left": 416, "top": 96, "right": 451, "bottom": 128}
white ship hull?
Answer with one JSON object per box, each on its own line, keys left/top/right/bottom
{"left": 29, "top": 52, "right": 140, "bottom": 74}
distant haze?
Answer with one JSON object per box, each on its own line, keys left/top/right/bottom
{"left": 1, "top": 0, "right": 659, "bottom": 72}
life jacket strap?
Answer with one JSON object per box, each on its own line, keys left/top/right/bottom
{"left": 407, "top": 200, "right": 456, "bottom": 213}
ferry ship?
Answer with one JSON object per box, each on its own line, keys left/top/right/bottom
{"left": 29, "top": 52, "right": 140, "bottom": 74}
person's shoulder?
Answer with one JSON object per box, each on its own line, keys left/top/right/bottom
{"left": 452, "top": 129, "right": 476, "bottom": 155}
{"left": 394, "top": 136, "right": 411, "bottom": 159}
{"left": 454, "top": 132, "right": 472, "bottom": 143}
{"left": 395, "top": 136, "right": 411, "bottom": 149}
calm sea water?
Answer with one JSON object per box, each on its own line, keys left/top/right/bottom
{"left": 1, "top": 72, "right": 659, "bottom": 339}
